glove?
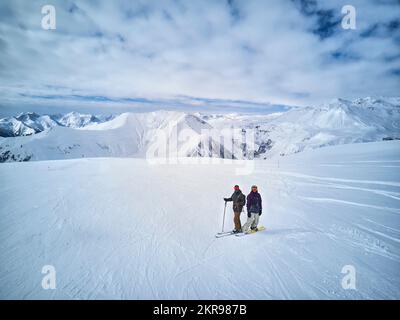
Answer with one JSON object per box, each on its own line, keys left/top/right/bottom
{"left": 247, "top": 211, "right": 251, "bottom": 218}
{"left": 259, "top": 210, "right": 262, "bottom": 216}
{"left": 223, "top": 198, "right": 228, "bottom": 201}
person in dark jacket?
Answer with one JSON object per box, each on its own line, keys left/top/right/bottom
{"left": 224, "top": 185, "right": 246, "bottom": 233}
{"left": 242, "top": 185, "right": 262, "bottom": 233}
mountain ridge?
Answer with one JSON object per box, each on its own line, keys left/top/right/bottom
{"left": 0, "top": 97, "right": 399, "bottom": 162}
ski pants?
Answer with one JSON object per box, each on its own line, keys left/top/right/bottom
{"left": 242, "top": 213, "right": 260, "bottom": 233}
{"left": 233, "top": 212, "right": 242, "bottom": 231}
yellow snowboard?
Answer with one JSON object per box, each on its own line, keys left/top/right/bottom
{"left": 246, "top": 225, "right": 266, "bottom": 234}
{"left": 236, "top": 226, "right": 266, "bottom": 237}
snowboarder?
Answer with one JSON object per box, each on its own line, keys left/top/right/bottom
{"left": 224, "top": 185, "right": 246, "bottom": 233}
{"left": 242, "top": 185, "right": 262, "bottom": 233}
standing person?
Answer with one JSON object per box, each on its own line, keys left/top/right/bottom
{"left": 224, "top": 185, "right": 246, "bottom": 233}
{"left": 243, "top": 185, "right": 262, "bottom": 233}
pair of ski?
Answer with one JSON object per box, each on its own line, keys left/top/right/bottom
{"left": 215, "top": 226, "right": 265, "bottom": 238}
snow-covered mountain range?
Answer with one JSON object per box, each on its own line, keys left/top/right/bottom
{"left": 0, "top": 111, "right": 114, "bottom": 137}
{"left": 0, "top": 97, "right": 399, "bottom": 162}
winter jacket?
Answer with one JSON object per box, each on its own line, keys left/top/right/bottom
{"left": 246, "top": 191, "right": 262, "bottom": 215}
{"left": 224, "top": 190, "right": 246, "bottom": 213}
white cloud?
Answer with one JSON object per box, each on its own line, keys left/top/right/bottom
{"left": 0, "top": 0, "right": 399, "bottom": 111}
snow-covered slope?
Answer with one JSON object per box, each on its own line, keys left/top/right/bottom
{"left": 0, "top": 140, "right": 399, "bottom": 299}
{"left": 204, "top": 97, "right": 400, "bottom": 158}
{"left": 0, "top": 111, "right": 230, "bottom": 162}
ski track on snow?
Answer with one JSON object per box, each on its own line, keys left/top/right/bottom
{"left": 0, "top": 142, "right": 399, "bottom": 299}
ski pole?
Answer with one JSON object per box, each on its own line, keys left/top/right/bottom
{"left": 222, "top": 200, "right": 227, "bottom": 233}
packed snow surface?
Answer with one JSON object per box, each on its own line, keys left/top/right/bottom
{"left": 0, "top": 140, "right": 399, "bottom": 299}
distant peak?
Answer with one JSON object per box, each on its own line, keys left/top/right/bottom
{"left": 327, "top": 98, "right": 351, "bottom": 106}
{"left": 16, "top": 111, "right": 40, "bottom": 120}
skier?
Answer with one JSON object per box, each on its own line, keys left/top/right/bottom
{"left": 242, "top": 185, "right": 262, "bottom": 233}
{"left": 223, "top": 185, "right": 246, "bottom": 233}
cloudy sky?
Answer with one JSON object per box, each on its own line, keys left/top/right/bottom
{"left": 0, "top": 0, "right": 399, "bottom": 114}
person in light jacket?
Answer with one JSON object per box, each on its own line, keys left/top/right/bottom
{"left": 242, "top": 185, "right": 262, "bottom": 233}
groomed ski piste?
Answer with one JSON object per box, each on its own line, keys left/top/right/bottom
{"left": 0, "top": 140, "right": 399, "bottom": 299}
